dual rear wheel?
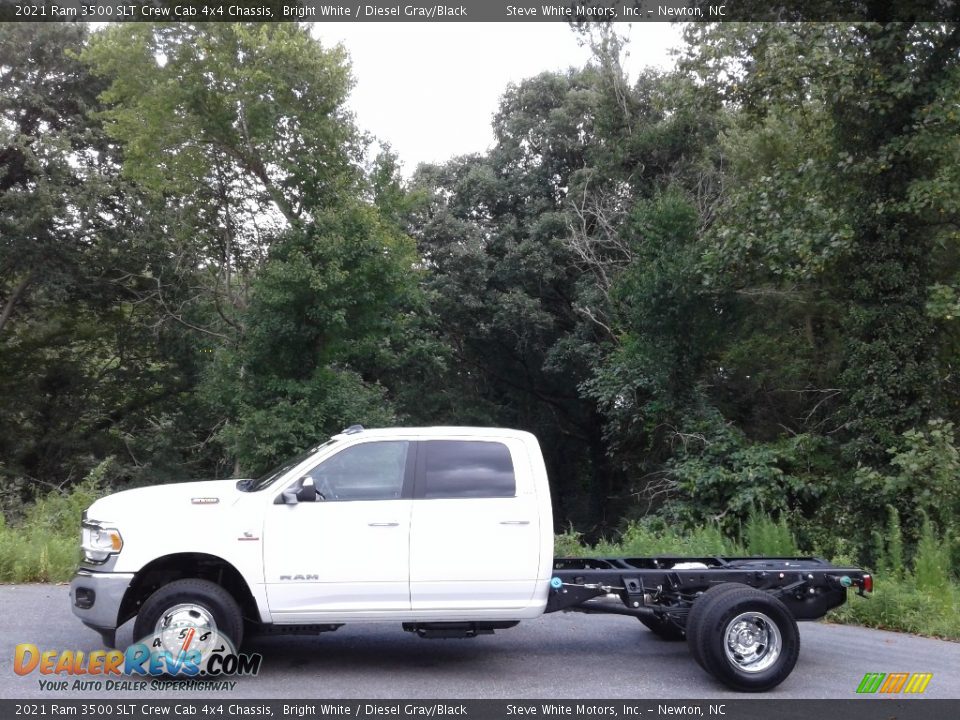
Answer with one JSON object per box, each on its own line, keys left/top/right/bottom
{"left": 683, "top": 584, "right": 799, "bottom": 692}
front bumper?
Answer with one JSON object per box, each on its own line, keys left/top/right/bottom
{"left": 69, "top": 568, "right": 135, "bottom": 646}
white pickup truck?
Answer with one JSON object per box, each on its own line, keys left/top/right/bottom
{"left": 70, "top": 425, "right": 871, "bottom": 692}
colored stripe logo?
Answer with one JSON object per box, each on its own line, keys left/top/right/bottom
{"left": 857, "top": 672, "right": 933, "bottom": 694}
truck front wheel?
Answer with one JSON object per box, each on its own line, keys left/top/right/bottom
{"left": 133, "top": 579, "right": 244, "bottom": 650}
{"left": 686, "top": 585, "right": 799, "bottom": 692}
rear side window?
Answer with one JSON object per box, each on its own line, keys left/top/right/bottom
{"left": 421, "top": 440, "right": 516, "bottom": 499}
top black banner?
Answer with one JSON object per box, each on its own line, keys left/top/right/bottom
{"left": 1, "top": 0, "right": 958, "bottom": 22}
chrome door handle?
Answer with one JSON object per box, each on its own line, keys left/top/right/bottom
{"left": 368, "top": 522, "right": 399, "bottom": 527}
{"left": 500, "top": 520, "right": 530, "bottom": 525}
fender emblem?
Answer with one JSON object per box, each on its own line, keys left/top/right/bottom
{"left": 191, "top": 497, "right": 219, "bottom": 504}
{"left": 279, "top": 574, "right": 319, "bottom": 581}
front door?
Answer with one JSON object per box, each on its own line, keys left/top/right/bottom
{"left": 263, "top": 440, "right": 414, "bottom": 620}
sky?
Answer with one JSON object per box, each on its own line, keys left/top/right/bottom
{"left": 311, "top": 23, "right": 685, "bottom": 175}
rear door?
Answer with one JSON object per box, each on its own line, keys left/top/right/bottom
{"left": 408, "top": 437, "right": 540, "bottom": 611}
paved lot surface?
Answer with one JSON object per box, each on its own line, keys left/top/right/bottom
{"left": 1, "top": 584, "right": 958, "bottom": 700}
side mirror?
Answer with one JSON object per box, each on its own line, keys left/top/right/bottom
{"left": 280, "top": 483, "right": 301, "bottom": 505}
{"left": 279, "top": 477, "right": 315, "bottom": 505}
{"left": 297, "top": 477, "right": 317, "bottom": 502}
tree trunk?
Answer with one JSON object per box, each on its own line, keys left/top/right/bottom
{"left": 0, "top": 273, "right": 33, "bottom": 337}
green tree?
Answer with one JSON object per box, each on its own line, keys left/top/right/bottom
{"left": 410, "top": 50, "right": 727, "bottom": 531}
{"left": 85, "top": 23, "right": 360, "bottom": 224}
{"left": 82, "top": 23, "right": 365, "bottom": 354}
{"left": 411, "top": 68, "right": 617, "bottom": 530}
{"left": 668, "top": 22, "right": 960, "bottom": 549}
{"left": 210, "top": 202, "right": 426, "bottom": 473}
{"left": 685, "top": 22, "right": 960, "bottom": 461}
{"left": 1, "top": 27, "right": 131, "bottom": 493}
{"left": 86, "top": 24, "right": 433, "bottom": 475}
{"left": 560, "top": 30, "right": 730, "bottom": 521}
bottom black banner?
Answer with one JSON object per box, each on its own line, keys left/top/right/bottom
{"left": 2, "top": 699, "right": 958, "bottom": 720}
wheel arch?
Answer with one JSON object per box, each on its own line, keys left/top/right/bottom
{"left": 118, "top": 553, "right": 260, "bottom": 629}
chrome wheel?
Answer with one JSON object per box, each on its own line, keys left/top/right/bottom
{"left": 155, "top": 603, "right": 217, "bottom": 634}
{"left": 153, "top": 603, "right": 218, "bottom": 654}
{"left": 133, "top": 579, "right": 245, "bottom": 660}
{"left": 723, "top": 611, "right": 782, "bottom": 673}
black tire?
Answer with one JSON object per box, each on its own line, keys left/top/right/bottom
{"left": 133, "top": 578, "right": 244, "bottom": 650}
{"left": 639, "top": 614, "right": 686, "bottom": 641}
{"left": 689, "top": 585, "right": 800, "bottom": 692}
{"left": 685, "top": 583, "right": 745, "bottom": 670}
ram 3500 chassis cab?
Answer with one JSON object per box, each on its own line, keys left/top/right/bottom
{"left": 70, "top": 426, "right": 871, "bottom": 691}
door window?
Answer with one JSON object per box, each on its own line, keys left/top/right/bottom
{"left": 421, "top": 440, "right": 516, "bottom": 498}
{"left": 307, "top": 441, "right": 410, "bottom": 501}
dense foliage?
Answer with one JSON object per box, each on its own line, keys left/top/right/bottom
{"left": 2, "top": 22, "right": 959, "bottom": 581}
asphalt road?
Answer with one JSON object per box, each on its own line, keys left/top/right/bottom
{"left": 2, "top": 584, "right": 958, "bottom": 700}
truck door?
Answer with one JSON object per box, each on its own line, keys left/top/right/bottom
{"left": 408, "top": 438, "right": 541, "bottom": 612}
{"left": 263, "top": 440, "right": 414, "bottom": 620}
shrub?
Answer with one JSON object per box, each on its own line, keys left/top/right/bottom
{"left": 743, "top": 511, "right": 799, "bottom": 556}
{"left": 554, "top": 527, "right": 588, "bottom": 557}
{"left": 854, "top": 420, "right": 960, "bottom": 554}
{"left": 0, "top": 460, "right": 111, "bottom": 583}
{"left": 913, "top": 516, "right": 951, "bottom": 593}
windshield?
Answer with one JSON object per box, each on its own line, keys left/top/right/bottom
{"left": 238, "top": 440, "right": 338, "bottom": 492}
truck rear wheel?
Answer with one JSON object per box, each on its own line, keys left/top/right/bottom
{"left": 133, "top": 578, "right": 244, "bottom": 650}
{"left": 684, "top": 583, "right": 744, "bottom": 669}
{"left": 686, "top": 585, "right": 799, "bottom": 692}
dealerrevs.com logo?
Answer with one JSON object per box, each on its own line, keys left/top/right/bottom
{"left": 14, "top": 630, "right": 262, "bottom": 691}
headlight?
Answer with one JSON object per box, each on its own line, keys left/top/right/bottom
{"left": 81, "top": 519, "right": 123, "bottom": 564}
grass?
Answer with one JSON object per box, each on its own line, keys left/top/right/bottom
{"left": 556, "top": 520, "right": 741, "bottom": 558}
{"left": 830, "top": 577, "right": 960, "bottom": 639}
{"left": 830, "top": 513, "right": 960, "bottom": 640}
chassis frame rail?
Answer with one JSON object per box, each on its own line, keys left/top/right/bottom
{"left": 546, "top": 555, "right": 871, "bottom": 624}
